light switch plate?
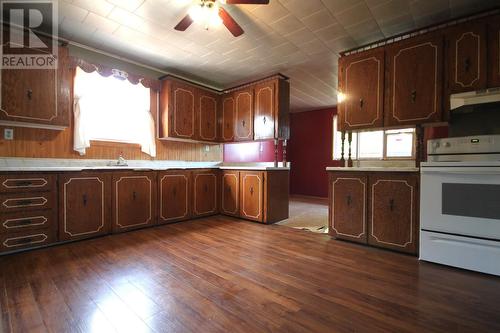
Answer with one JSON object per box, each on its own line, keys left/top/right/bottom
{"left": 4, "top": 128, "right": 13, "bottom": 140}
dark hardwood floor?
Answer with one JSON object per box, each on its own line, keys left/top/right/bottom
{"left": 1, "top": 215, "right": 499, "bottom": 333}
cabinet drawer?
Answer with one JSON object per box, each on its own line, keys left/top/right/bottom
{"left": 0, "top": 192, "right": 53, "bottom": 213}
{"left": 0, "top": 174, "right": 55, "bottom": 193}
{"left": 0, "top": 211, "right": 54, "bottom": 234}
{"left": 0, "top": 229, "right": 54, "bottom": 252}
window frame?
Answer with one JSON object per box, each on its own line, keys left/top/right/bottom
{"left": 332, "top": 116, "right": 415, "bottom": 161}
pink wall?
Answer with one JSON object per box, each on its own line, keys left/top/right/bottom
{"left": 288, "top": 108, "right": 342, "bottom": 198}
{"left": 223, "top": 140, "right": 283, "bottom": 163}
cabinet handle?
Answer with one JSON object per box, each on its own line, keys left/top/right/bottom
{"left": 249, "top": 186, "right": 254, "bottom": 195}
{"left": 27, "top": 89, "right": 33, "bottom": 100}
{"left": 411, "top": 90, "right": 416, "bottom": 103}
{"left": 242, "top": 120, "right": 246, "bottom": 127}
{"left": 263, "top": 117, "right": 267, "bottom": 124}
{"left": 227, "top": 186, "right": 231, "bottom": 193}
{"left": 346, "top": 195, "right": 352, "bottom": 206}
{"left": 82, "top": 194, "right": 87, "bottom": 206}
{"left": 359, "top": 98, "right": 364, "bottom": 109}
{"left": 204, "top": 184, "right": 208, "bottom": 193}
{"left": 464, "top": 57, "right": 471, "bottom": 72}
{"left": 226, "top": 123, "right": 230, "bottom": 129}
{"left": 389, "top": 199, "right": 395, "bottom": 212}
{"left": 133, "top": 191, "right": 137, "bottom": 200}
{"left": 16, "top": 199, "right": 34, "bottom": 206}
{"left": 17, "top": 219, "right": 34, "bottom": 226}
{"left": 173, "top": 188, "right": 177, "bottom": 196}
{"left": 14, "top": 180, "right": 33, "bottom": 186}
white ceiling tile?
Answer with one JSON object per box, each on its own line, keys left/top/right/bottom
{"left": 301, "top": 10, "right": 336, "bottom": 32}
{"left": 72, "top": 0, "right": 115, "bottom": 17}
{"left": 106, "top": 0, "right": 145, "bottom": 12}
{"left": 83, "top": 13, "right": 119, "bottom": 34}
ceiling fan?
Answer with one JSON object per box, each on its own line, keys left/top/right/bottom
{"left": 174, "top": 0, "right": 270, "bottom": 37}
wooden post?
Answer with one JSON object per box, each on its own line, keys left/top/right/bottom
{"left": 274, "top": 139, "right": 279, "bottom": 167}
{"left": 415, "top": 125, "right": 424, "bottom": 168}
{"left": 347, "top": 131, "right": 353, "bottom": 167}
{"left": 340, "top": 131, "right": 346, "bottom": 167}
{"left": 282, "top": 139, "right": 287, "bottom": 167}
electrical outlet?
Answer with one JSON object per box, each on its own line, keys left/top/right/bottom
{"left": 205, "top": 145, "right": 210, "bottom": 152}
{"left": 4, "top": 128, "right": 13, "bottom": 140}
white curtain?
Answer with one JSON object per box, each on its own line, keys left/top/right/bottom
{"left": 73, "top": 67, "right": 156, "bottom": 157}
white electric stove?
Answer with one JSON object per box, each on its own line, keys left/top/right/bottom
{"left": 420, "top": 135, "right": 500, "bottom": 276}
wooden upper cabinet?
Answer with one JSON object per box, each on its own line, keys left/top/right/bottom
{"left": 329, "top": 173, "right": 367, "bottom": 244}
{"left": 58, "top": 173, "right": 111, "bottom": 241}
{"left": 221, "top": 170, "right": 239, "bottom": 217}
{"left": 488, "top": 15, "right": 500, "bottom": 87}
{"left": 112, "top": 172, "right": 157, "bottom": 233}
{"left": 197, "top": 89, "right": 218, "bottom": 142}
{"left": 385, "top": 33, "right": 443, "bottom": 126}
{"left": 254, "top": 80, "right": 276, "bottom": 140}
{"left": 368, "top": 173, "right": 418, "bottom": 254}
{"left": 338, "top": 48, "right": 384, "bottom": 131}
{"left": 158, "top": 170, "right": 191, "bottom": 223}
{"left": 240, "top": 171, "right": 264, "bottom": 222}
{"left": 446, "top": 21, "right": 487, "bottom": 93}
{"left": 221, "top": 93, "right": 235, "bottom": 142}
{"left": 159, "top": 79, "right": 195, "bottom": 139}
{"left": 0, "top": 46, "right": 70, "bottom": 129}
{"left": 192, "top": 170, "right": 218, "bottom": 217}
{"left": 234, "top": 88, "right": 254, "bottom": 141}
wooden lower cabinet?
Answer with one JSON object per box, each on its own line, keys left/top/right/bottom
{"left": 328, "top": 171, "right": 419, "bottom": 255}
{"left": 58, "top": 173, "right": 111, "bottom": 241}
{"left": 158, "top": 170, "right": 191, "bottom": 223}
{"left": 240, "top": 171, "right": 264, "bottom": 222}
{"left": 112, "top": 172, "right": 157, "bottom": 233}
{"left": 368, "top": 173, "right": 419, "bottom": 254}
{"left": 329, "top": 172, "right": 368, "bottom": 244}
{"left": 192, "top": 169, "right": 219, "bottom": 217}
{"left": 221, "top": 170, "right": 240, "bottom": 216}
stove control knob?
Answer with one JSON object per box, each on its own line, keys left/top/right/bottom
{"left": 432, "top": 142, "right": 440, "bottom": 149}
{"left": 444, "top": 142, "right": 451, "bottom": 148}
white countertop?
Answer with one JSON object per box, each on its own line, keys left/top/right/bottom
{"left": 0, "top": 158, "right": 290, "bottom": 172}
{"left": 326, "top": 166, "right": 419, "bottom": 172}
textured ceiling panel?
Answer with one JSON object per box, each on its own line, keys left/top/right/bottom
{"left": 57, "top": 0, "right": 498, "bottom": 112}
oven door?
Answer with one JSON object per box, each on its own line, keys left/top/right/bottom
{"left": 420, "top": 166, "right": 500, "bottom": 240}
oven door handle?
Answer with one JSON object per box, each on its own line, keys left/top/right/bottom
{"left": 421, "top": 167, "right": 500, "bottom": 175}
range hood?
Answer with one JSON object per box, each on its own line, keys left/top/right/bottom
{"left": 450, "top": 87, "right": 500, "bottom": 112}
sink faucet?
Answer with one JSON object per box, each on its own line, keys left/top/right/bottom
{"left": 116, "top": 154, "right": 128, "bottom": 166}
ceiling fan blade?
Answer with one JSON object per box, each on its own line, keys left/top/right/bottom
{"left": 218, "top": 7, "right": 244, "bottom": 37}
{"left": 225, "top": 0, "right": 270, "bottom": 4}
{"left": 174, "top": 14, "right": 193, "bottom": 31}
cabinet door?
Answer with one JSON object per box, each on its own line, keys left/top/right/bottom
{"left": 254, "top": 80, "right": 276, "bottom": 140}
{"left": 488, "top": 15, "right": 500, "bottom": 87}
{"left": 112, "top": 172, "right": 156, "bottom": 233}
{"left": 193, "top": 170, "right": 218, "bottom": 217}
{"left": 368, "top": 174, "right": 418, "bottom": 254}
{"left": 221, "top": 94, "right": 235, "bottom": 142}
{"left": 234, "top": 88, "right": 254, "bottom": 141}
{"left": 447, "top": 22, "right": 487, "bottom": 93}
{"left": 59, "top": 174, "right": 111, "bottom": 241}
{"left": 221, "top": 170, "right": 239, "bottom": 217}
{"left": 0, "top": 46, "right": 69, "bottom": 127}
{"left": 171, "top": 81, "right": 195, "bottom": 139}
{"left": 159, "top": 171, "right": 191, "bottom": 223}
{"left": 240, "top": 171, "right": 264, "bottom": 222}
{"left": 198, "top": 90, "right": 218, "bottom": 141}
{"left": 329, "top": 173, "right": 367, "bottom": 243}
{"left": 385, "top": 33, "right": 443, "bottom": 126}
{"left": 338, "top": 48, "right": 384, "bottom": 131}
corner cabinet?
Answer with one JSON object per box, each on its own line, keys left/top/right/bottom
{"left": 158, "top": 170, "right": 191, "bottom": 224}
{"left": 488, "top": 15, "right": 500, "bottom": 87}
{"left": 112, "top": 172, "right": 157, "bottom": 233}
{"left": 234, "top": 88, "right": 254, "bottom": 141}
{"left": 192, "top": 169, "right": 219, "bottom": 217}
{"left": 338, "top": 48, "right": 384, "bottom": 131}
{"left": 58, "top": 173, "right": 111, "bottom": 241}
{"left": 446, "top": 21, "right": 487, "bottom": 94}
{"left": 385, "top": 33, "right": 444, "bottom": 126}
{"left": 0, "top": 46, "right": 71, "bottom": 129}
{"left": 328, "top": 171, "right": 419, "bottom": 255}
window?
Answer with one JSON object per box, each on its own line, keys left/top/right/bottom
{"left": 333, "top": 116, "right": 414, "bottom": 160}
{"left": 73, "top": 67, "right": 156, "bottom": 157}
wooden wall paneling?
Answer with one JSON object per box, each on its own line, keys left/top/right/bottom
{"left": 58, "top": 172, "right": 111, "bottom": 241}
{"left": 488, "top": 14, "right": 500, "bottom": 87}
{"left": 221, "top": 170, "right": 240, "bottom": 217}
{"left": 384, "top": 32, "right": 444, "bottom": 126}
{"left": 328, "top": 172, "right": 368, "bottom": 244}
{"left": 112, "top": 171, "right": 157, "bottom": 233}
{"left": 158, "top": 170, "right": 191, "bottom": 224}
